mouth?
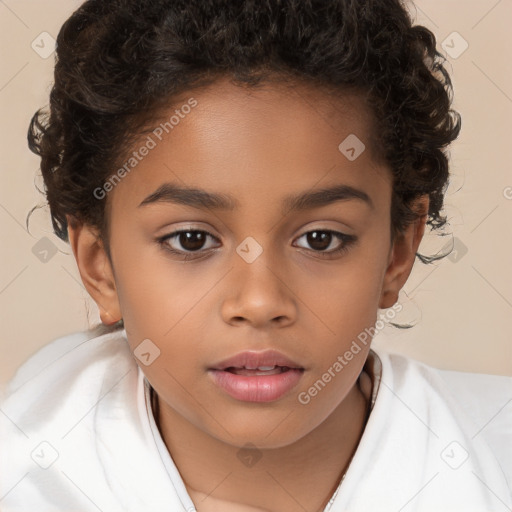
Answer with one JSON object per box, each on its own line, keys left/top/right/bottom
{"left": 208, "top": 350, "right": 305, "bottom": 402}
{"left": 210, "top": 349, "right": 304, "bottom": 372}
{"left": 222, "top": 365, "right": 297, "bottom": 376}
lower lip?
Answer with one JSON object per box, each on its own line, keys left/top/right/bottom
{"left": 208, "top": 368, "right": 304, "bottom": 402}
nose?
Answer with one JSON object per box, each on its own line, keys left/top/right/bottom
{"left": 221, "top": 250, "right": 298, "bottom": 329}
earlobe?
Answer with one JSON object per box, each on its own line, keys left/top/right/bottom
{"left": 378, "top": 196, "right": 429, "bottom": 309}
{"left": 66, "top": 216, "right": 122, "bottom": 325}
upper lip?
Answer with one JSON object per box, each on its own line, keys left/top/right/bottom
{"left": 209, "top": 349, "right": 304, "bottom": 370}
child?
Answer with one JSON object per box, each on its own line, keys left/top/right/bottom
{"left": 1, "top": 0, "right": 511, "bottom": 511}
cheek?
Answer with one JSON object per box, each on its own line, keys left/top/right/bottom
{"left": 313, "top": 249, "right": 389, "bottom": 334}
{"left": 111, "top": 236, "right": 198, "bottom": 331}
{"left": 112, "top": 248, "right": 213, "bottom": 375}
{"left": 113, "top": 228, "right": 390, "bottom": 346}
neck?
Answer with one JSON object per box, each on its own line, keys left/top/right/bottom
{"left": 152, "top": 374, "right": 371, "bottom": 512}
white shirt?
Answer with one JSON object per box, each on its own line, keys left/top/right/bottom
{"left": 0, "top": 327, "right": 511, "bottom": 511}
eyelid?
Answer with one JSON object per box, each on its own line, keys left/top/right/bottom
{"left": 158, "top": 227, "right": 220, "bottom": 247}
{"left": 157, "top": 225, "right": 357, "bottom": 260}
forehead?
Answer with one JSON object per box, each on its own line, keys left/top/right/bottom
{"left": 107, "top": 77, "right": 390, "bottom": 216}
{"left": 165, "top": 77, "right": 378, "bottom": 160}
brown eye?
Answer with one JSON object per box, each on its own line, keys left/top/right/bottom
{"left": 294, "top": 230, "right": 357, "bottom": 257}
{"left": 157, "top": 227, "right": 356, "bottom": 262}
{"left": 175, "top": 231, "right": 208, "bottom": 251}
{"left": 159, "top": 229, "right": 220, "bottom": 256}
{"left": 305, "top": 231, "right": 333, "bottom": 251}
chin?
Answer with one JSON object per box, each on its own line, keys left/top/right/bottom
{"left": 202, "top": 412, "right": 313, "bottom": 450}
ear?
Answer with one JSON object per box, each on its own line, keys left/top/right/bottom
{"left": 66, "top": 216, "right": 122, "bottom": 325}
{"left": 379, "top": 195, "right": 429, "bottom": 309}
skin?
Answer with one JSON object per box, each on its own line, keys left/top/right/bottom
{"left": 68, "top": 77, "right": 428, "bottom": 512}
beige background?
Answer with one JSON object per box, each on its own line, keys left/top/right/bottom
{"left": 1, "top": 0, "right": 511, "bottom": 396}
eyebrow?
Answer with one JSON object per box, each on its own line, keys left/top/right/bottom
{"left": 138, "top": 182, "right": 374, "bottom": 214}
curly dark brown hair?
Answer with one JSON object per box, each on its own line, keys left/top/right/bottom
{"left": 28, "top": 0, "right": 460, "bottom": 269}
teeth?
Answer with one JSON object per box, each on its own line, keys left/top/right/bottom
{"left": 237, "top": 365, "right": 277, "bottom": 371}
{"left": 222, "top": 364, "right": 300, "bottom": 376}
{"left": 225, "top": 365, "right": 285, "bottom": 376}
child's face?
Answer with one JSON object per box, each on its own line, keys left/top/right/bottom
{"left": 72, "top": 78, "right": 426, "bottom": 447}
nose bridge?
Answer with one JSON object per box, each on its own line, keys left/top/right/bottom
{"left": 221, "top": 236, "right": 297, "bottom": 325}
{"left": 234, "top": 237, "right": 286, "bottom": 298}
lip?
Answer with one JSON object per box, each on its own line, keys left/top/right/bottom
{"left": 209, "top": 349, "right": 303, "bottom": 371}
{"left": 208, "top": 349, "right": 305, "bottom": 403}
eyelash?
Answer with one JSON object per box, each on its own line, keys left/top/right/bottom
{"left": 157, "top": 228, "right": 357, "bottom": 261}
